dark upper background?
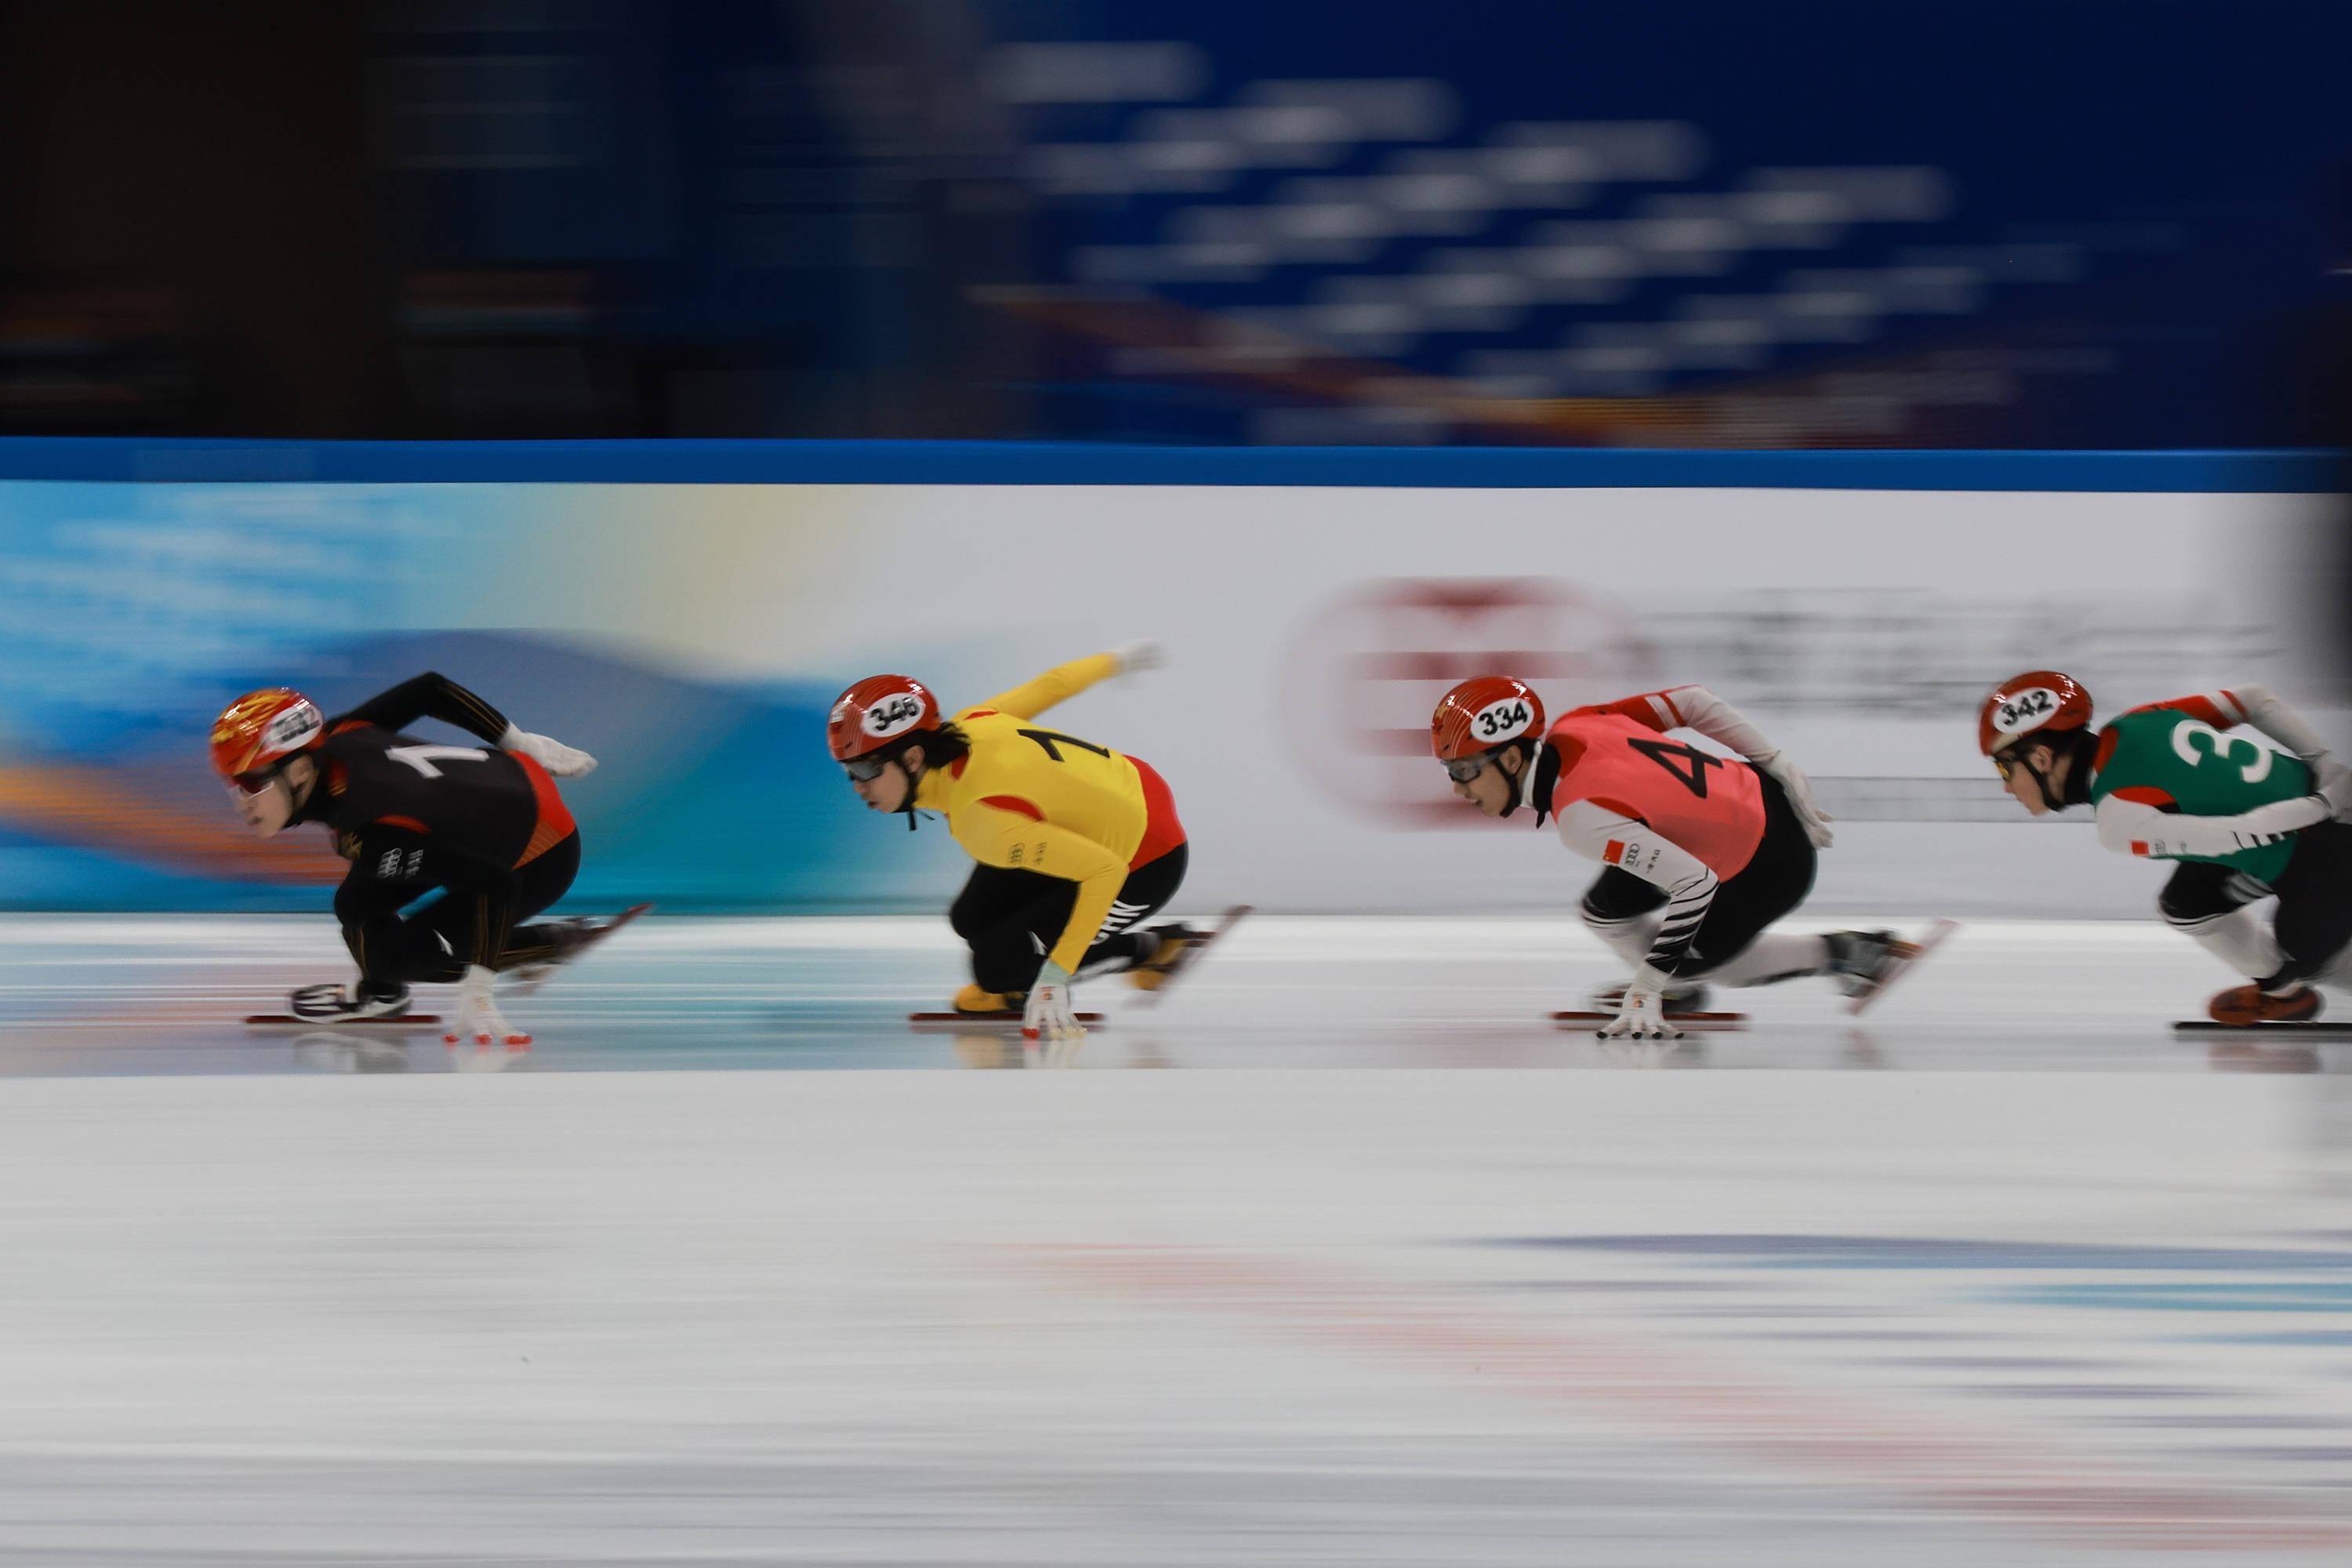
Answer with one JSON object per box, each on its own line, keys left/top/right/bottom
{"left": 1, "top": 0, "right": 2346, "bottom": 448}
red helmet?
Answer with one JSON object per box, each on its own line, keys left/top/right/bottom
{"left": 828, "top": 674, "right": 942, "bottom": 762}
{"left": 1432, "top": 676, "right": 1546, "bottom": 763}
{"left": 210, "top": 688, "right": 325, "bottom": 782}
{"left": 1979, "top": 670, "right": 2093, "bottom": 756}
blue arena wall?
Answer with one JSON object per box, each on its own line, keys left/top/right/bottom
{"left": 0, "top": 440, "right": 2339, "bottom": 916}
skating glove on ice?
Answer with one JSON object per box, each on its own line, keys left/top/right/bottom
{"left": 1022, "top": 960, "right": 1083, "bottom": 1044}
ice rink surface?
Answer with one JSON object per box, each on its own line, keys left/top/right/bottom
{"left": 3, "top": 914, "right": 2351, "bottom": 1564}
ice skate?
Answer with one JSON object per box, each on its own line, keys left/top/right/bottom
{"left": 288, "top": 982, "right": 412, "bottom": 1022}
{"left": 954, "top": 982, "right": 1022, "bottom": 1016}
{"left": 910, "top": 985, "right": 1104, "bottom": 1029}
{"left": 1831, "top": 920, "right": 1957, "bottom": 1015}
{"left": 2206, "top": 982, "right": 2322, "bottom": 1027}
{"left": 1128, "top": 906, "right": 1251, "bottom": 1003}
{"left": 507, "top": 903, "right": 652, "bottom": 996}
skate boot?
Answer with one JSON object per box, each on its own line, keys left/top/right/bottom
{"left": 507, "top": 904, "right": 652, "bottom": 995}
{"left": 1826, "top": 930, "right": 1910, "bottom": 1001}
{"left": 506, "top": 918, "right": 597, "bottom": 985}
{"left": 1127, "top": 924, "right": 1205, "bottom": 992}
{"left": 289, "top": 981, "right": 412, "bottom": 1022}
{"left": 2208, "top": 983, "right": 2322, "bottom": 1027}
{"left": 1588, "top": 979, "right": 1713, "bottom": 1016}
{"left": 954, "top": 983, "right": 1024, "bottom": 1016}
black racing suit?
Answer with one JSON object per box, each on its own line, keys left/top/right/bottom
{"left": 291, "top": 673, "right": 581, "bottom": 994}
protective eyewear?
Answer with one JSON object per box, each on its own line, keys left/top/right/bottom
{"left": 843, "top": 754, "right": 891, "bottom": 783}
{"left": 1991, "top": 753, "right": 2017, "bottom": 782}
{"left": 227, "top": 768, "right": 284, "bottom": 799}
{"left": 1443, "top": 753, "right": 1491, "bottom": 785}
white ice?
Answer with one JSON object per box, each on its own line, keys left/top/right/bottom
{"left": 1, "top": 915, "right": 2350, "bottom": 1564}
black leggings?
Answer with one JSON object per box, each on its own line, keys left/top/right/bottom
{"left": 1578, "top": 766, "right": 1819, "bottom": 980}
{"left": 2158, "top": 822, "right": 2352, "bottom": 987}
{"left": 342, "top": 833, "right": 582, "bottom": 988}
{"left": 950, "top": 843, "right": 1189, "bottom": 995}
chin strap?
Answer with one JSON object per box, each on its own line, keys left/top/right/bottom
{"left": 892, "top": 757, "right": 923, "bottom": 830}
{"left": 1498, "top": 739, "right": 1552, "bottom": 822}
{"left": 2016, "top": 727, "right": 2099, "bottom": 812}
{"left": 1526, "top": 740, "right": 1561, "bottom": 826}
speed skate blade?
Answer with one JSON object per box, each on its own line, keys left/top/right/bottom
{"left": 1552, "top": 1011, "right": 1746, "bottom": 1032}
{"left": 510, "top": 902, "right": 655, "bottom": 997}
{"left": 246, "top": 1014, "right": 441, "bottom": 1029}
{"left": 2174, "top": 1019, "right": 2352, "bottom": 1036}
{"left": 909, "top": 1012, "right": 1107, "bottom": 1031}
{"left": 1134, "top": 904, "right": 1253, "bottom": 1007}
{"left": 1847, "top": 917, "right": 1959, "bottom": 1016}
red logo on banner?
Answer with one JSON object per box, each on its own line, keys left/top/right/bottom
{"left": 1287, "top": 578, "right": 1657, "bottom": 826}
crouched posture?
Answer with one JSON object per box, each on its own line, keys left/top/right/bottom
{"left": 210, "top": 673, "right": 600, "bottom": 1045}
{"left": 828, "top": 648, "right": 1200, "bottom": 1043}
{"left": 1431, "top": 677, "right": 1907, "bottom": 1038}
{"left": 1980, "top": 671, "right": 2352, "bottom": 1025}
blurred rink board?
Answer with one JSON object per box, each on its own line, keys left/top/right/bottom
{"left": 2, "top": 1063, "right": 2352, "bottom": 1563}
{"left": 0, "top": 441, "right": 2336, "bottom": 917}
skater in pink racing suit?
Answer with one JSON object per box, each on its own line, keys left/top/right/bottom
{"left": 1432, "top": 677, "right": 1922, "bottom": 1038}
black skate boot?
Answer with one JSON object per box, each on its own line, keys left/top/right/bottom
{"left": 1824, "top": 930, "right": 1902, "bottom": 998}
{"left": 507, "top": 903, "right": 652, "bottom": 995}
{"left": 289, "top": 981, "right": 412, "bottom": 1022}
{"left": 1830, "top": 920, "right": 1957, "bottom": 1014}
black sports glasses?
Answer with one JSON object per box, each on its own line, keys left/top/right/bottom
{"left": 843, "top": 755, "right": 891, "bottom": 783}
{"left": 1443, "top": 753, "right": 1490, "bottom": 784}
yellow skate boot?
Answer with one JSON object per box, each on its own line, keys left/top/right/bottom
{"left": 953, "top": 983, "right": 1020, "bottom": 1016}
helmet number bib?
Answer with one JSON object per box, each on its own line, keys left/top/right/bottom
{"left": 865, "top": 695, "right": 927, "bottom": 739}
{"left": 2170, "top": 719, "right": 2274, "bottom": 784}
{"left": 1628, "top": 738, "right": 1723, "bottom": 798}
{"left": 1994, "top": 688, "right": 2058, "bottom": 734}
{"left": 387, "top": 745, "right": 491, "bottom": 780}
{"left": 1472, "top": 699, "right": 1534, "bottom": 743}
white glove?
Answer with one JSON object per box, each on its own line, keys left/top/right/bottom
{"left": 445, "top": 964, "right": 531, "bottom": 1048}
{"left": 2315, "top": 756, "right": 2352, "bottom": 822}
{"left": 1596, "top": 985, "right": 1682, "bottom": 1041}
{"left": 1755, "top": 750, "right": 1835, "bottom": 848}
{"left": 1022, "top": 960, "right": 1085, "bottom": 1044}
{"left": 1110, "top": 641, "right": 1167, "bottom": 677}
{"left": 500, "top": 725, "right": 597, "bottom": 779}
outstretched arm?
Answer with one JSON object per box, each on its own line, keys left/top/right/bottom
{"left": 332, "top": 672, "right": 510, "bottom": 742}
{"left": 975, "top": 644, "right": 1161, "bottom": 721}
{"left": 333, "top": 672, "right": 596, "bottom": 777}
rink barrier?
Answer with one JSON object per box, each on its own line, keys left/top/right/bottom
{"left": 0, "top": 438, "right": 2333, "bottom": 490}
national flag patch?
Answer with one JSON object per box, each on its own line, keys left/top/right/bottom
{"left": 1603, "top": 840, "right": 1627, "bottom": 864}
{"left": 2130, "top": 840, "right": 2150, "bottom": 857}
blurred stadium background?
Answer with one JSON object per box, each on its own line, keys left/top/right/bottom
{"left": 2, "top": 0, "right": 2346, "bottom": 449}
